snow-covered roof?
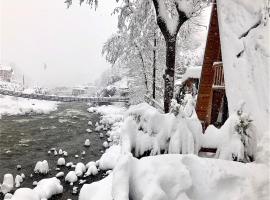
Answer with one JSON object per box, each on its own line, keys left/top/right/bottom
{"left": 181, "top": 66, "right": 202, "bottom": 83}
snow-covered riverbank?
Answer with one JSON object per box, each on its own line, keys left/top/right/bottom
{"left": 0, "top": 95, "right": 59, "bottom": 118}
{"left": 79, "top": 102, "right": 269, "bottom": 200}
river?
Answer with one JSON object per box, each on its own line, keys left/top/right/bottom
{"left": 0, "top": 102, "right": 108, "bottom": 199}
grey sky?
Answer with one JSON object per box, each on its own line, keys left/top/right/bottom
{"left": 0, "top": 0, "right": 117, "bottom": 88}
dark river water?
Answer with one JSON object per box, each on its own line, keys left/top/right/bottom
{"left": 0, "top": 102, "right": 108, "bottom": 199}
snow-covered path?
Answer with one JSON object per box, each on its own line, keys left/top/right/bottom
{"left": 0, "top": 102, "right": 109, "bottom": 200}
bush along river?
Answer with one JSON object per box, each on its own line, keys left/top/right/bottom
{"left": 0, "top": 102, "right": 110, "bottom": 200}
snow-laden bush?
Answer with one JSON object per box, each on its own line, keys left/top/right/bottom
{"left": 120, "top": 99, "right": 202, "bottom": 157}
{"left": 203, "top": 105, "right": 257, "bottom": 162}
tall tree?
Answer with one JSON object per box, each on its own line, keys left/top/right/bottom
{"left": 65, "top": 0, "right": 203, "bottom": 112}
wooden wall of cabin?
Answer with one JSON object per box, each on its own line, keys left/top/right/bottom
{"left": 195, "top": 1, "right": 222, "bottom": 129}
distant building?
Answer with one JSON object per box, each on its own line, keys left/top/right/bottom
{"left": 0, "top": 65, "right": 13, "bottom": 82}
{"left": 175, "top": 66, "right": 202, "bottom": 98}
{"left": 72, "top": 87, "right": 86, "bottom": 96}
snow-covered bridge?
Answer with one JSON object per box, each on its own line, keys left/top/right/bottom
{"left": 0, "top": 89, "right": 129, "bottom": 103}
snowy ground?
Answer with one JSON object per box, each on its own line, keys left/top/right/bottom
{"left": 0, "top": 95, "right": 59, "bottom": 118}
{"left": 79, "top": 102, "right": 269, "bottom": 200}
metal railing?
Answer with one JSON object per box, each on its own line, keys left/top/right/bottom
{"left": 0, "top": 89, "right": 129, "bottom": 103}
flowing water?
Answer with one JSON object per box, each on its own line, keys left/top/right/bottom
{"left": 0, "top": 102, "right": 108, "bottom": 199}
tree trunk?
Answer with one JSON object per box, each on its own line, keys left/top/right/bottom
{"left": 135, "top": 43, "right": 149, "bottom": 92}
{"left": 152, "top": 32, "right": 157, "bottom": 99}
{"left": 164, "top": 36, "right": 176, "bottom": 113}
{"left": 152, "top": 0, "right": 188, "bottom": 113}
{"left": 138, "top": 51, "right": 149, "bottom": 93}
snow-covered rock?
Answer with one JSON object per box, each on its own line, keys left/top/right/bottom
{"left": 84, "top": 139, "right": 91, "bottom": 147}
{"left": 4, "top": 193, "right": 12, "bottom": 199}
{"left": 65, "top": 171, "right": 78, "bottom": 185}
{"left": 85, "top": 165, "right": 98, "bottom": 177}
{"left": 10, "top": 188, "right": 39, "bottom": 200}
{"left": 58, "top": 149, "right": 63, "bottom": 155}
{"left": 57, "top": 157, "right": 66, "bottom": 166}
{"left": 63, "top": 151, "right": 68, "bottom": 156}
{"left": 34, "top": 160, "right": 49, "bottom": 174}
{"left": 99, "top": 145, "right": 121, "bottom": 170}
{"left": 66, "top": 162, "right": 73, "bottom": 167}
{"left": 0, "top": 174, "right": 14, "bottom": 194}
{"left": 86, "top": 128, "right": 92, "bottom": 133}
{"left": 14, "top": 175, "right": 23, "bottom": 188}
{"left": 11, "top": 177, "right": 63, "bottom": 200}
{"left": 75, "top": 163, "right": 86, "bottom": 177}
{"left": 56, "top": 172, "right": 64, "bottom": 178}
{"left": 33, "top": 177, "right": 63, "bottom": 199}
{"left": 103, "top": 141, "right": 109, "bottom": 148}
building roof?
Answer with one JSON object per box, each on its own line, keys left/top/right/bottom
{"left": 175, "top": 65, "right": 202, "bottom": 86}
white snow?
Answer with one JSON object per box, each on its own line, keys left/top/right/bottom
{"left": 34, "top": 160, "right": 49, "bottom": 174}
{"left": 181, "top": 65, "right": 202, "bottom": 84}
{"left": 80, "top": 154, "right": 269, "bottom": 200}
{"left": 99, "top": 145, "right": 121, "bottom": 171}
{"left": 217, "top": 0, "right": 269, "bottom": 162}
{"left": 0, "top": 95, "right": 58, "bottom": 118}
{"left": 79, "top": 174, "right": 113, "bottom": 200}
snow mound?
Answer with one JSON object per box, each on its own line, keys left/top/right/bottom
{"left": 79, "top": 154, "right": 269, "bottom": 200}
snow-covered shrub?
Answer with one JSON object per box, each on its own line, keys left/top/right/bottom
{"left": 203, "top": 106, "right": 256, "bottom": 162}
{"left": 120, "top": 102, "right": 202, "bottom": 157}
{"left": 234, "top": 108, "right": 256, "bottom": 162}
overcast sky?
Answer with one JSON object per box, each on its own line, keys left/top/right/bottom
{"left": 0, "top": 0, "right": 118, "bottom": 88}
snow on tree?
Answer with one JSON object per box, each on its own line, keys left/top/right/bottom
{"left": 66, "top": 0, "right": 206, "bottom": 112}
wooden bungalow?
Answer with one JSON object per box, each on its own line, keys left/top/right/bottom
{"left": 195, "top": 1, "right": 228, "bottom": 131}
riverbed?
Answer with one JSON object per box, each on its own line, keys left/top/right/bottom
{"left": 0, "top": 102, "right": 108, "bottom": 199}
